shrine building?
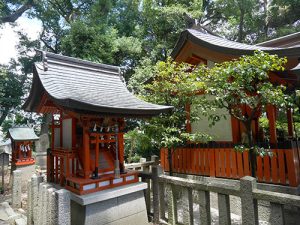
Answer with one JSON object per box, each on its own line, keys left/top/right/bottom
{"left": 23, "top": 51, "right": 172, "bottom": 195}
{"left": 161, "top": 29, "right": 300, "bottom": 187}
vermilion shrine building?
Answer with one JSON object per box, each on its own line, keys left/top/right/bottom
{"left": 161, "top": 29, "right": 300, "bottom": 188}
{"left": 23, "top": 52, "right": 172, "bottom": 195}
{"left": 8, "top": 126, "right": 39, "bottom": 168}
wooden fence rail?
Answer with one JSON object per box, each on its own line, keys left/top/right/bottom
{"left": 143, "top": 165, "right": 300, "bottom": 225}
{"left": 161, "top": 147, "right": 300, "bottom": 187}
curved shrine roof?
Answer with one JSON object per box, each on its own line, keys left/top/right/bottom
{"left": 23, "top": 52, "right": 173, "bottom": 117}
{"left": 8, "top": 127, "right": 39, "bottom": 141}
{"left": 171, "top": 29, "right": 300, "bottom": 60}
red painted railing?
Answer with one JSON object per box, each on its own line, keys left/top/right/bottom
{"left": 161, "top": 146, "right": 300, "bottom": 187}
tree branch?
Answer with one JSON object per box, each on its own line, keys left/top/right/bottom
{"left": 0, "top": 1, "right": 33, "bottom": 23}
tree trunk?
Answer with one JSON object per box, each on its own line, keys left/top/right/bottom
{"left": 244, "top": 121, "right": 257, "bottom": 177}
{"left": 0, "top": 108, "right": 9, "bottom": 127}
{"left": 238, "top": 4, "right": 245, "bottom": 42}
{"left": 40, "top": 114, "right": 52, "bottom": 135}
{"left": 263, "top": 0, "right": 269, "bottom": 38}
{"left": 167, "top": 148, "right": 173, "bottom": 176}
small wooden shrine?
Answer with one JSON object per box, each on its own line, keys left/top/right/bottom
{"left": 8, "top": 126, "right": 39, "bottom": 167}
{"left": 23, "top": 51, "right": 172, "bottom": 195}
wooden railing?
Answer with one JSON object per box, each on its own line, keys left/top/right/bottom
{"left": 161, "top": 143, "right": 300, "bottom": 187}
{"left": 47, "top": 147, "right": 79, "bottom": 186}
{"left": 143, "top": 166, "right": 300, "bottom": 225}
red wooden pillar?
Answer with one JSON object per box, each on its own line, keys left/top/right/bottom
{"left": 83, "top": 122, "right": 90, "bottom": 179}
{"left": 252, "top": 119, "right": 259, "bottom": 143}
{"left": 72, "top": 118, "right": 77, "bottom": 149}
{"left": 51, "top": 115, "right": 55, "bottom": 149}
{"left": 118, "top": 133, "right": 124, "bottom": 166}
{"left": 267, "top": 104, "right": 277, "bottom": 144}
{"left": 287, "top": 109, "right": 294, "bottom": 138}
{"left": 231, "top": 116, "right": 240, "bottom": 143}
{"left": 94, "top": 135, "right": 99, "bottom": 176}
{"left": 59, "top": 111, "right": 63, "bottom": 148}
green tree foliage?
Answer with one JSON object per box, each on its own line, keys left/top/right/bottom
{"left": 0, "top": 31, "right": 40, "bottom": 130}
{"left": 137, "top": 58, "right": 211, "bottom": 175}
{"left": 203, "top": 0, "right": 300, "bottom": 43}
{"left": 196, "top": 51, "right": 292, "bottom": 176}
{"left": 0, "top": 66, "right": 23, "bottom": 126}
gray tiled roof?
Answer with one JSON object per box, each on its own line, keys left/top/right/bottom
{"left": 188, "top": 29, "right": 275, "bottom": 51}
{"left": 8, "top": 127, "right": 39, "bottom": 141}
{"left": 171, "top": 29, "right": 300, "bottom": 58}
{"left": 23, "top": 52, "right": 172, "bottom": 117}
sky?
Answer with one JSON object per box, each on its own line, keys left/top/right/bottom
{"left": 0, "top": 16, "right": 42, "bottom": 65}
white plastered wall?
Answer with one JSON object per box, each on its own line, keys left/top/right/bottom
{"left": 191, "top": 60, "right": 233, "bottom": 142}
{"left": 62, "top": 118, "right": 72, "bottom": 149}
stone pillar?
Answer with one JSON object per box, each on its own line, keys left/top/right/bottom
{"left": 35, "top": 133, "right": 50, "bottom": 170}
{"left": 36, "top": 182, "right": 45, "bottom": 225}
{"left": 166, "top": 183, "right": 177, "bottom": 225}
{"left": 140, "top": 158, "right": 147, "bottom": 171}
{"left": 240, "top": 176, "right": 258, "bottom": 225}
{"left": 151, "top": 155, "right": 159, "bottom": 165}
{"left": 55, "top": 189, "right": 71, "bottom": 225}
{"left": 47, "top": 188, "right": 57, "bottom": 225}
{"left": 152, "top": 166, "right": 162, "bottom": 224}
{"left": 12, "top": 170, "right": 22, "bottom": 208}
{"left": 31, "top": 174, "right": 44, "bottom": 223}
{"left": 41, "top": 183, "right": 52, "bottom": 225}
{"left": 27, "top": 180, "right": 33, "bottom": 225}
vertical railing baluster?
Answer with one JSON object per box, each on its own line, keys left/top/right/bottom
{"left": 218, "top": 193, "right": 231, "bottom": 225}
{"left": 182, "top": 187, "right": 194, "bottom": 225}
{"left": 167, "top": 183, "right": 178, "bottom": 225}
{"left": 269, "top": 202, "right": 285, "bottom": 225}
{"left": 159, "top": 182, "right": 166, "bottom": 221}
{"left": 198, "top": 190, "right": 211, "bottom": 225}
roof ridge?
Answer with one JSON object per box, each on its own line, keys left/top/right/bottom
{"left": 36, "top": 50, "right": 120, "bottom": 74}
{"left": 257, "top": 32, "right": 300, "bottom": 46}
{"left": 187, "top": 29, "right": 278, "bottom": 49}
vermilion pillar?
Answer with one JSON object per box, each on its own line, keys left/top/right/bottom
{"left": 267, "top": 104, "right": 277, "bottom": 144}
{"left": 231, "top": 116, "right": 240, "bottom": 143}
{"left": 83, "top": 122, "right": 90, "bottom": 179}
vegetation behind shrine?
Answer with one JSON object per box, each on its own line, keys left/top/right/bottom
{"left": 1, "top": 0, "right": 300, "bottom": 161}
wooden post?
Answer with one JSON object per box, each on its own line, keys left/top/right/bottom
{"left": 267, "top": 104, "right": 277, "bottom": 144}
{"left": 72, "top": 118, "right": 77, "bottom": 149}
{"left": 51, "top": 115, "right": 55, "bottom": 150}
{"left": 59, "top": 111, "right": 63, "bottom": 148}
{"left": 287, "top": 109, "right": 294, "bottom": 138}
{"left": 118, "top": 132, "right": 124, "bottom": 172}
{"left": 83, "top": 122, "right": 90, "bottom": 179}
{"left": 94, "top": 135, "right": 99, "bottom": 178}
{"left": 231, "top": 116, "right": 240, "bottom": 144}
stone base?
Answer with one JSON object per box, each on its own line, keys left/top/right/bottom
{"left": 35, "top": 152, "right": 47, "bottom": 170}
{"left": 12, "top": 164, "right": 35, "bottom": 191}
{"left": 70, "top": 182, "right": 149, "bottom": 225}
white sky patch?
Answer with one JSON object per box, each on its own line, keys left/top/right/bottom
{"left": 0, "top": 16, "right": 42, "bottom": 65}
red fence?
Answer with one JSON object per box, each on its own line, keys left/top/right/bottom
{"left": 160, "top": 146, "right": 300, "bottom": 187}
